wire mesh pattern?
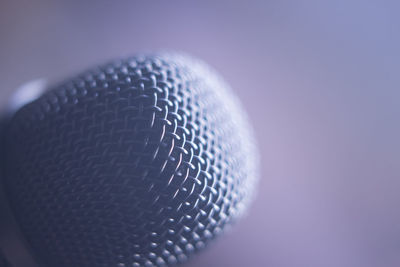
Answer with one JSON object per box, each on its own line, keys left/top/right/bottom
{"left": 0, "top": 251, "right": 10, "bottom": 267}
{"left": 4, "top": 53, "right": 258, "bottom": 267}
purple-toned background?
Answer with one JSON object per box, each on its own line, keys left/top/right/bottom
{"left": 1, "top": 1, "right": 399, "bottom": 266}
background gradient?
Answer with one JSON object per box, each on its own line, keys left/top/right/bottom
{"left": 1, "top": 1, "right": 399, "bottom": 266}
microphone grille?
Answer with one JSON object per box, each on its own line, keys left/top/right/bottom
{"left": 4, "top": 53, "right": 258, "bottom": 266}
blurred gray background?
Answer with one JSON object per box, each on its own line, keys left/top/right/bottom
{"left": 1, "top": 0, "right": 399, "bottom": 266}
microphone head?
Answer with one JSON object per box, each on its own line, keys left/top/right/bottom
{"left": 3, "top": 53, "right": 258, "bottom": 266}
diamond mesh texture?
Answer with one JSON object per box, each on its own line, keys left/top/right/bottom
{"left": 3, "top": 53, "right": 258, "bottom": 267}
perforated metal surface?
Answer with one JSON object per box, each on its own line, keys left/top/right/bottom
{"left": 3, "top": 53, "right": 258, "bottom": 267}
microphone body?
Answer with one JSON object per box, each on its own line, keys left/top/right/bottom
{"left": 1, "top": 53, "right": 258, "bottom": 266}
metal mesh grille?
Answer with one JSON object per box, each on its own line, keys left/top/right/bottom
{"left": 4, "top": 53, "right": 258, "bottom": 267}
{"left": 0, "top": 251, "right": 10, "bottom": 267}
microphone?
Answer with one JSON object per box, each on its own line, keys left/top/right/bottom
{"left": 0, "top": 52, "right": 259, "bottom": 267}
